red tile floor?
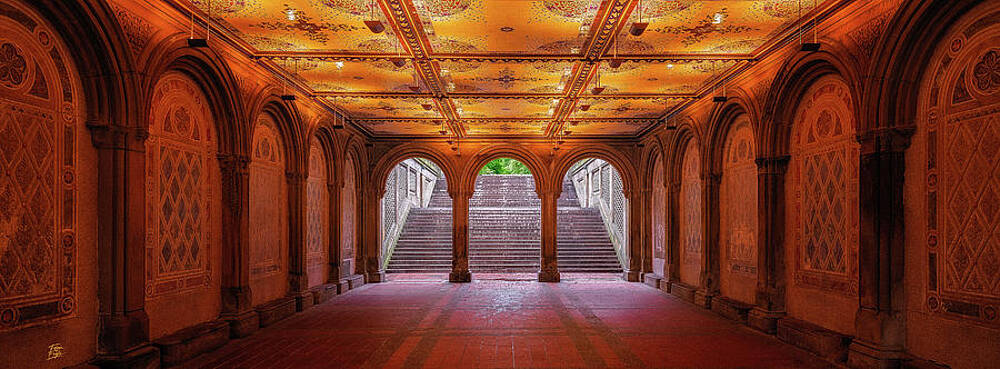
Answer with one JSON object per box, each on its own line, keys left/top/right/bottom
{"left": 179, "top": 275, "right": 836, "bottom": 369}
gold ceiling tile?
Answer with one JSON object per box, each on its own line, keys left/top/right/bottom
{"left": 568, "top": 119, "right": 652, "bottom": 135}
{"left": 441, "top": 61, "right": 574, "bottom": 94}
{"left": 464, "top": 119, "right": 548, "bottom": 136}
{"left": 619, "top": 0, "right": 815, "bottom": 54}
{"left": 325, "top": 96, "right": 443, "bottom": 119}
{"left": 593, "top": 60, "right": 735, "bottom": 95}
{"left": 453, "top": 97, "right": 558, "bottom": 119}
{"left": 296, "top": 59, "right": 419, "bottom": 93}
{"left": 570, "top": 98, "right": 679, "bottom": 119}
{"left": 427, "top": 0, "right": 601, "bottom": 54}
{"left": 355, "top": 118, "right": 444, "bottom": 135}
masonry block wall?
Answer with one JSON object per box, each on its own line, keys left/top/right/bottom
{"left": 0, "top": 0, "right": 998, "bottom": 368}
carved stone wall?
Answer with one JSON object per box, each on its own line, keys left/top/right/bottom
{"left": 785, "top": 75, "right": 859, "bottom": 334}
{"left": 306, "top": 137, "right": 328, "bottom": 288}
{"left": 905, "top": 5, "right": 1000, "bottom": 367}
{"left": 679, "top": 140, "right": 703, "bottom": 286}
{"left": 249, "top": 116, "right": 288, "bottom": 305}
{"left": 651, "top": 153, "right": 666, "bottom": 276}
{"left": 719, "top": 119, "right": 757, "bottom": 304}
{"left": 341, "top": 152, "right": 357, "bottom": 278}
{"left": 0, "top": 0, "right": 97, "bottom": 366}
{"left": 143, "top": 72, "right": 221, "bottom": 339}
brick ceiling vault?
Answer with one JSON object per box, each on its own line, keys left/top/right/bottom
{"left": 179, "top": 0, "right": 831, "bottom": 139}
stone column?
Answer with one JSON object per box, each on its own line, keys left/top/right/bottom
{"left": 363, "top": 185, "right": 386, "bottom": 283}
{"left": 89, "top": 124, "right": 160, "bottom": 366}
{"left": 216, "top": 153, "right": 259, "bottom": 338}
{"left": 450, "top": 190, "right": 472, "bottom": 282}
{"left": 664, "top": 180, "right": 682, "bottom": 291}
{"left": 539, "top": 190, "right": 561, "bottom": 282}
{"left": 286, "top": 171, "right": 312, "bottom": 311}
{"left": 748, "top": 155, "right": 789, "bottom": 334}
{"left": 327, "top": 182, "right": 342, "bottom": 284}
{"left": 696, "top": 173, "right": 722, "bottom": 308}
{"left": 848, "top": 128, "right": 913, "bottom": 369}
{"left": 624, "top": 190, "right": 643, "bottom": 282}
{"left": 639, "top": 188, "right": 653, "bottom": 276}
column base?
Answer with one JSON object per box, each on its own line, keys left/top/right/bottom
{"left": 694, "top": 290, "right": 714, "bottom": 309}
{"left": 344, "top": 274, "right": 365, "bottom": 289}
{"left": 847, "top": 340, "right": 905, "bottom": 369}
{"left": 255, "top": 297, "right": 296, "bottom": 328}
{"left": 623, "top": 270, "right": 641, "bottom": 282}
{"left": 711, "top": 297, "right": 753, "bottom": 324}
{"left": 293, "top": 291, "right": 314, "bottom": 312}
{"left": 776, "top": 317, "right": 851, "bottom": 363}
{"left": 538, "top": 269, "right": 561, "bottom": 282}
{"left": 310, "top": 283, "right": 339, "bottom": 304}
{"left": 221, "top": 310, "right": 259, "bottom": 338}
{"left": 747, "top": 308, "right": 784, "bottom": 334}
{"left": 449, "top": 270, "right": 472, "bottom": 283}
{"left": 669, "top": 282, "right": 697, "bottom": 303}
{"left": 642, "top": 273, "right": 663, "bottom": 289}
{"left": 366, "top": 271, "right": 386, "bottom": 284}
{"left": 659, "top": 280, "right": 672, "bottom": 293}
{"left": 92, "top": 344, "right": 160, "bottom": 369}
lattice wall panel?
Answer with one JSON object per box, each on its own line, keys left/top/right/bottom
{"left": 306, "top": 138, "right": 328, "bottom": 287}
{"left": 790, "top": 76, "right": 859, "bottom": 296}
{"left": 0, "top": 2, "right": 79, "bottom": 330}
{"left": 679, "top": 141, "right": 703, "bottom": 286}
{"left": 145, "top": 72, "right": 214, "bottom": 298}
{"left": 341, "top": 153, "right": 356, "bottom": 278}
{"left": 924, "top": 21, "right": 1000, "bottom": 326}
{"left": 721, "top": 120, "right": 758, "bottom": 276}
{"left": 249, "top": 117, "right": 286, "bottom": 278}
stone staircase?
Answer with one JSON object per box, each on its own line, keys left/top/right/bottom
{"left": 385, "top": 175, "right": 622, "bottom": 274}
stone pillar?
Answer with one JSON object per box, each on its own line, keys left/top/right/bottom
{"left": 664, "top": 180, "right": 682, "bottom": 290}
{"left": 622, "top": 190, "right": 643, "bottom": 282}
{"left": 848, "top": 128, "right": 913, "bottom": 369}
{"left": 696, "top": 173, "right": 722, "bottom": 307}
{"left": 286, "top": 171, "right": 312, "bottom": 311}
{"left": 363, "top": 185, "right": 386, "bottom": 283}
{"left": 639, "top": 188, "right": 653, "bottom": 275}
{"left": 89, "top": 124, "right": 160, "bottom": 367}
{"left": 539, "top": 190, "right": 561, "bottom": 282}
{"left": 217, "top": 153, "right": 259, "bottom": 338}
{"left": 748, "top": 155, "right": 789, "bottom": 334}
{"left": 450, "top": 190, "right": 472, "bottom": 282}
{"left": 327, "top": 182, "right": 342, "bottom": 284}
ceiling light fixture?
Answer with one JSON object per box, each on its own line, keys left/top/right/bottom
{"left": 798, "top": 0, "right": 821, "bottom": 52}
{"left": 187, "top": 0, "right": 211, "bottom": 47}
{"left": 422, "top": 103, "right": 434, "bottom": 111}
{"left": 286, "top": 8, "right": 297, "bottom": 21}
{"left": 629, "top": 0, "right": 648, "bottom": 36}
{"left": 712, "top": 12, "right": 725, "bottom": 24}
{"left": 579, "top": 104, "right": 591, "bottom": 111}
{"left": 591, "top": 64, "right": 605, "bottom": 95}
{"left": 667, "top": 63, "right": 674, "bottom": 69}
{"left": 711, "top": 61, "right": 727, "bottom": 103}
{"left": 609, "top": 35, "right": 623, "bottom": 68}
{"left": 334, "top": 60, "right": 344, "bottom": 69}
{"left": 364, "top": 0, "right": 385, "bottom": 33}
{"left": 280, "top": 58, "right": 297, "bottom": 101}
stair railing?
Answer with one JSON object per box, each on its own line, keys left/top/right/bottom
{"left": 381, "top": 159, "right": 440, "bottom": 268}
{"left": 570, "top": 159, "right": 628, "bottom": 268}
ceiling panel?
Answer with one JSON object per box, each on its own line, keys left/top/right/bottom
{"left": 590, "top": 60, "right": 737, "bottom": 95}
{"left": 567, "top": 119, "right": 652, "bottom": 135}
{"left": 569, "top": 98, "right": 680, "bottom": 119}
{"left": 617, "top": 0, "right": 815, "bottom": 54}
{"left": 441, "top": 60, "right": 575, "bottom": 94}
{"left": 324, "top": 96, "right": 443, "bottom": 119}
{"left": 464, "top": 119, "right": 548, "bottom": 135}
{"left": 454, "top": 98, "right": 558, "bottom": 119}
{"left": 423, "top": 0, "right": 601, "bottom": 55}
{"left": 355, "top": 119, "right": 444, "bottom": 135}
{"left": 296, "top": 59, "right": 420, "bottom": 93}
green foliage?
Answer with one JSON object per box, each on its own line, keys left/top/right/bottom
{"left": 478, "top": 158, "right": 532, "bottom": 175}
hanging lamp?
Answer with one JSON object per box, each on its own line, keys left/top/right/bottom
{"left": 364, "top": 0, "right": 386, "bottom": 33}
{"left": 629, "top": 0, "right": 648, "bottom": 36}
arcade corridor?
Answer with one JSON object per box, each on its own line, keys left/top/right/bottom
{"left": 177, "top": 276, "right": 833, "bottom": 369}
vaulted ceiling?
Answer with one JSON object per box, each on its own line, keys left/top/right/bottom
{"left": 190, "top": 0, "right": 818, "bottom": 138}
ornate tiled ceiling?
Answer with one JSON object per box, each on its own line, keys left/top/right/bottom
{"left": 192, "top": 0, "right": 818, "bottom": 137}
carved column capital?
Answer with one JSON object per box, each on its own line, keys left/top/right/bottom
{"left": 755, "top": 155, "right": 790, "bottom": 175}
{"left": 87, "top": 124, "right": 148, "bottom": 151}
{"left": 856, "top": 126, "right": 916, "bottom": 155}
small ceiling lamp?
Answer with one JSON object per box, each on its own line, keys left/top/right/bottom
{"left": 563, "top": 130, "right": 572, "bottom": 136}
{"left": 280, "top": 58, "right": 297, "bottom": 101}
{"left": 629, "top": 0, "right": 648, "bottom": 37}
{"left": 608, "top": 36, "right": 623, "bottom": 69}
{"left": 590, "top": 65, "right": 605, "bottom": 95}
{"left": 569, "top": 121, "right": 579, "bottom": 126}
{"left": 438, "top": 121, "right": 448, "bottom": 135}
{"left": 422, "top": 103, "right": 434, "bottom": 111}
{"left": 389, "top": 37, "right": 408, "bottom": 67}
{"left": 333, "top": 115, "right": 345, "bottom": 129}
{"left": 187, "top": 0, "right": 211, "bottom": 47}
{"left": 798, "top": 0, "right": 821, "bottom": 52}
{"left": 579, "top": 104, "right": 591, "bottom": 111}
{"left": 711, "top": 61, "right": 727, "bottom": 103}
{"left": 364, "top": 0, "right": 385, "bottom": 33}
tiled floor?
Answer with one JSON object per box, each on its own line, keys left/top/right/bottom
{"left": 179, "top": 275, "right": 835, "bottom": 369}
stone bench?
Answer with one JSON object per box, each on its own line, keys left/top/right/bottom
{"left": 255, "top": 298, "right": 296, "bottom": 328}
{"left": 776, "top": 317, "right": 851, "bottom": 363}
{"left": 711, "top": 296, "right": 754, "bottom": 324}
{"left": 153, "top": 320, "right": 229, "bottom": 367}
